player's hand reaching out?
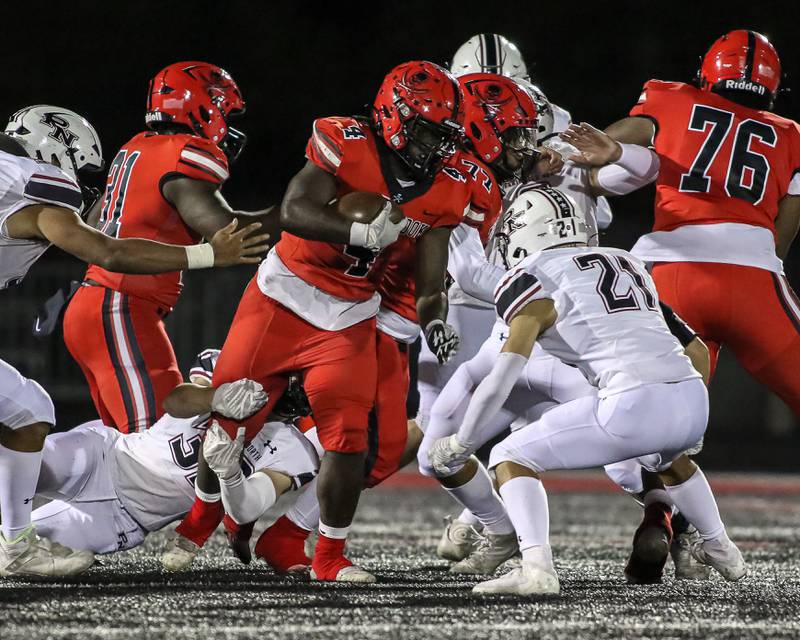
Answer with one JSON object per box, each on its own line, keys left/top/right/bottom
{"left": 211, "top": 379, "right": 268, "bottom": 420}
{"left": 560, "top": 122, "right": 622, "bottom": 166}
{"left": 203, "top": 422, "right": 245, "bottom": 483}
{"left": 530, "top": 146, "right": 565, "bottom": 178}
{"left": 208, "top": 219, "right": 271, "bottom": 267}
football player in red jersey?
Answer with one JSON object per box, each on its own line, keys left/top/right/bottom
{"left": 252, "top": 73, "right": 544, "bottom": 576}
{"left": 62, "top": 62, "right": 277, "bottom": 436}
{"left": 562, "top": 29, "right": 800, "bottom": 582}
{"left": 567, "top": 30, "right": 800, "bottom": 410}
{"left": 171, "top": 61, "right": 487, "bottom": 581}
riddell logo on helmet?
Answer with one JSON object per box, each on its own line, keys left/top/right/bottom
{"left": 724, "top": 79, "right": 766, "bottom": 95}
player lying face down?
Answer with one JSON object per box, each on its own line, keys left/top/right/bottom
{"left": 28, "top": 350, "right": 319, "bottom": 558}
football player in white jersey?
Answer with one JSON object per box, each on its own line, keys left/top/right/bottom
{"left": 0, "top": 108, "right": 268, "bottom": 578}
{"left": 425, "top": 188, "right": 746, "bottom": 596}
{"left": 28, "top": 350, "right": 319, "bottom": 558}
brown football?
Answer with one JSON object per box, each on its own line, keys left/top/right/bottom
{"left": 335, "top": 191, "right": 403, "bottom": 224}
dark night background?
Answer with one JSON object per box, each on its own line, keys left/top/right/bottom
{"left": 1, "top": 1, "right": 798, "bottom": 469}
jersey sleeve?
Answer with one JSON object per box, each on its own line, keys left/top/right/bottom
{"left": 788, "top": 123, "right": 800, "bottom": 196}
{"left": 305, "top": 117, "right": 349, "bottom": 176}
{"left": 23, "top": 164, "right": 83, "bottom": 212}
{"left": 628, "top": 79, "right": 674, "bottom": 130}
{"left": 176, "top": 137, "right": 230, "bottom": 185}
{"left": 464, "top": 157, "right": 502, "bottom": 240}
{"left": 493, "top": 264, "right": 548, "bottom": 324}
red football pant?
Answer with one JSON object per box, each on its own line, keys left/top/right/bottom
{"left": 63, "top": 285, "right": 181, "bottom": 433}
{"left": 652, "top": 262, "right": 800, "bottom": 415}
{"left": 212, "top": 278, "right": 377, "bottom": 452}
{"left": 364, "top": 330, "right": 410, "bottom": 487}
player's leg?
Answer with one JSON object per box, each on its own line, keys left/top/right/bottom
{"left": 364, "top": 331, "right": 411, "bottom": 488}
{"left": 64, "top": 287, "right": 174, "bottom": 434}
{"left": 0, "top": 360, "right": 95, "bottom": 577}
{"left": 300, "top": 319, "right": 377, "bottom": 582}
{"left": 474, "top": 379, "right": 709, "bottom": 594}
{"left": 726, "top": 269, "right": 800, "bottom": 415}
{"left": 167, "top": 281, "right": 289, "bottom": 568}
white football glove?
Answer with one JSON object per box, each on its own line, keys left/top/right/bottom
{"left": 349, "top": 200, "right": 407, "bottom": 250}
{"left": 428, "top": 434, "right": 470, "bottom": 476}
{"left": 211, "top": 379, "right": 267, "bottom": 420}
{"left": 424, "top": 319, "right": 460, "bottom": 364}
{"left": 203, "top": 422, "right": 245, "bottom": 483}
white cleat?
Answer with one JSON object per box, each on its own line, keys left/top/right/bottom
{"left": 0, "top": 526, "right": 95, "bottom": 578}
{"left": 691, "top": 536, "right": 747, "bottom": 581}
{"left": 671, "top": 525, "right": 712, "bottom": 580}
{"left": 310, "top": 564, "right": 376, "bottom": 583}
{"left": 473, "top": 561, "right": 560, "bottom": 596}
{"left": 437, "top": 516, "right": 481, "bottom": 562}
{"left": 449, "top": 532, "right": 518, "bottom": 575}
{"left": 161, "top": 534, "right": 200, "bottom": 572}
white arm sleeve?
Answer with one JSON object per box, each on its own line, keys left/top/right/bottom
{"left": 456, "top": 352, "right": 528, "bottom": 449}
{"left": 448, "top": 224, "right": 506, "bottom": 304}
{"left": 596, "top": 143, "right": 660, "bottom": 196}
{"left": 219, "top": 471, "right": 278, "bottom": 525}
{"left": 595, "top": 196, "right": 613, "bottom": 230}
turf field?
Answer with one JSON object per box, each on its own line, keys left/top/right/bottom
{"left": 2, "top": 471, "right": 799, "bottom": 640}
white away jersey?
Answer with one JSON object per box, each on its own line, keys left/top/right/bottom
{"left": 494, "top": 246, "right": 699, "bottom": 396}
{"left": 0, "top": 150, "right": 83, "bottom": 289}
{"left": 112, "top": 413, "right": 319, "bottom": 531}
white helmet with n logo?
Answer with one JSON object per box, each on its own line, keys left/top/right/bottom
{"left": 5, "top": 105, "right": 104, "bottom": 181}
{"left": 451, "top": 34, "right": 528, "bottom": 79}
{"left": 490, "top": 185, "right": 590, "bottom": 269}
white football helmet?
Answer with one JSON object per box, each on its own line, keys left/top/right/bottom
{"left": 5, "top": 105, "right": 103, "bottom": 181}
{"left": 490, "top": 185, "right": 589, "bottom": 269}
{"left": 515, "top": 79, "right": 555, "bottom": 142}
{"left": 451, "top": 34, "right": 528, "bottom": 79}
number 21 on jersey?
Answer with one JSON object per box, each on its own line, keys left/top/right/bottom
{"left": 98, "top": 149, "right": 141, "bottom": 237}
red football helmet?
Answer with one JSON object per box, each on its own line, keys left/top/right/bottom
{"left": 699, "top": 30, "right": 781, "bottom": 101}
{"left": 372, "top": 61, "right": 464, "bottom": 177}
{"left": 146, "top": 61, "right": 247, "bottom": 161}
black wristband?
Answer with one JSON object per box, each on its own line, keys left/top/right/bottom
{"left": 659, "top": 301, "right": 697, "bottom": 347}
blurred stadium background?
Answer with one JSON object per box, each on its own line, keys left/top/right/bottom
{"left": 1, "top": 0, "right": 798, "bottom": 470}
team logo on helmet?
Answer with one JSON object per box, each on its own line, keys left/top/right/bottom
{"left": 39, "top": 113, "right": 78, "bottom": 148}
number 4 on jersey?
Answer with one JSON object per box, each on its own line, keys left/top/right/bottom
{"left": 679, "top": 104, "right": 777, "bottom": 205}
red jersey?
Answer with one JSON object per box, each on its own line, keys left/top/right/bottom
{"left": 277, "top": 116, "right": 491, "bottom": 309}
{"left": 85, "top": 132, "right": 230, "bottom": 308}
{"left": 630, "top": 80, "right": 800, "bottom": 235}
{"left": 376, "top": 153, "right": 501, "bottom": 321}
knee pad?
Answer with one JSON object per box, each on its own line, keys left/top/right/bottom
{"left": 0, "top": 373, "right": 55, "bottom": 429}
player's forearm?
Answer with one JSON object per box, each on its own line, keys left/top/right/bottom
{"left": 416, "top": 291, "right": 448, "bottom": 330}
{"left": 448, "top": 225, "right": 504, "bottom": 303}
{"left": 163, "top": 384, "right": 215, "bottom": 418}
{"left": 605, "top": 117, "right": 656, "bottom": 146}
{"left": 456, "top": 352, "right": 528, "bottom": 449}
{"left": 775, "top": 196, "right": 800, "bottom": 259}
{"left": 99, "top": 237, "right": 193, "bottom": 273}
{"left": 280, "top": 196, "right": 352, "bottom": 243}
{"left": 220, "top": 471, "right": 278, "bottom": 525}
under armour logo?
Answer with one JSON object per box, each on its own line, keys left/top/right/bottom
{"left": 23, "top": 497, "right": 33, "bottom": 504}
{"left": 40, "top": 112, "right": 78, "bottom": 148}
{"left": 264, "top": 439, "right": 278, "bottom": 455}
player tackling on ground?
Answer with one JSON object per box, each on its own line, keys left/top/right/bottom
{"left": 0, "top": 109, "right": 267, "bottom": 578}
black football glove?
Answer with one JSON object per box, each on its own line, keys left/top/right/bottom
{"left": 424, "top": 319, "right": 460, "bottom": 364}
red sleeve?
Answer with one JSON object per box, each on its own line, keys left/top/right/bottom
{"left": 461, "top": 156, "right": 501, "bottom": 241}
{"left": 176, "top": 137, "right": 229, "bottom": 185}
{"left": 305, "top": 118, "right": 347, "bottom": 175}
{"left": 628, "top": 79, "right": 669, "bottom": 123}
